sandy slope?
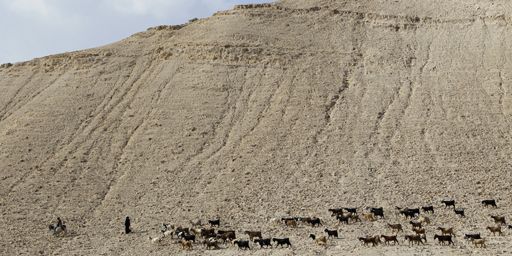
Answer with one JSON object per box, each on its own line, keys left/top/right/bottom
{"left": 1, "top": 0, "right": 512, "bottom": 255}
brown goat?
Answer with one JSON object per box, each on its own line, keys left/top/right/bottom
{"left": 437, "top": 227, "right": 455, "bottom": 237}
{"left": 410, "top": 220, "right": 422, "bottom": 229}
{"left": 358, "top": 236, "right": 380, "bottom": 246}
{"left": 487, "top": 226, "right": 503, "bottom": 236}
{"left": 472, "top": 238, "right": 486, "bottom": 248}
{"left": 404, "top": 234, "right": 425, "bottom": 245}
{"left": 245, "top": 231, "right": 262, "bottom": 241}
{"left": 285, "top": 219, "right": 297, "bottom": 228}
{"left": 309, "top": 234, "right": 327, "bottom": 246}
{"left": 413, "top": 227, "right": 426, "bottom": 235}
{"left": 380, "top": 235, "right": 399, "bottom": 245}
{"left": 491, "top": 215, "right": 506, "bottom": 225}
{"left": 180, "top": 240, "right": 193, "bottom": 250}
{"left": 388, "top": 223, "right": 403, "bottom": 233}
{"left": 204, "top": 239, "right": 220, "bottom": 250}
{"left": 362, "top": 213, "right": 376, "bottom": 221}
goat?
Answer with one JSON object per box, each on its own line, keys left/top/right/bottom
{"left": 481, "top": 199, "right": 497, "bottom": 208}
{"left": 404, "top": 234, "right": 425, "bottom": 245}
{"left": 412, "top": 228, "right": 426, "bottom": 235}
{"left": 398, "top": 207, "right": 420, "bottom": 216}
{"left": 472, "top": 238, "right": 486, "bottom": 248}
{"left": 273, "top": 238, "right": 292, "bottom": 247}
{"left": 48, "top": 224, "right": 67, "bottom": 237}
{"left": 178, "top": 232, "right": 196, "bottom": 243}
{"left": 388, "top": 223, "right": 403, "bottom": 233}
{"left": 380, "top": 235, "right": 399, "bottom": 245}
{"left": 362, "top": 212, "right": 376, "bottom": 221}
{"left": 487, "top": 226, "right": 503, "bottom": 236}
{"left": 190, "top": 228, "right": 202, "bottom": 237}
{"left": 437, "top": 227, "right": 455, "bottom": 237}
{"left": 180, "top": 240, "right": 193, "bottom": 250}
{"left": 234, "top": 240, "right": 250, "bottom": 250}
{"left": 336, "top": 214, "right": 350, "bottom": 225}
{"left": 217, "top": 230, "right": 236, "bottom": 242}
{"left": 160, "top": 223, "right": 171, "bottom": 234}
{"left": 175, "top": 227, "right": 190, "bottom": 237}
{"left": 491, "top": 215, "right": 506, "bottom": 225}
{"left": 344, "top": 207, "right": 358, "bottom": 214}
{"left": 410, "top": 220, "right": 422, "bottom": 229}
{"left": 348, "top": 213, "right": 361, "bottom": 222}
{"left": 245, "top": 231, "right": 262, "bottom": 241}
{"left": 464, "top": 233, "right": 481, "bottom": 240}
{"left": 303, "top": 217, "right": 322, "bottom": 226}
{"left": 434, "top": 234, "right": 454, "bottom": 245}
{"left": 422, "top": 205, "right": 434, "bottom": 214}
{"left": 417, "top": 216, "right": 431, "bottom": 225}
{"left": 209, "top": 219, "right": 220, "bottom": 227}
{"left": 328, "top": 208, "right": 344, "bottom": 216}
{"left": 148, "top": 236, "right": 164, "bottom": 245}
{"left": 441, "top": 199, "right": 456, "bottom": 208}
{"left": 201, "top": 228, "right": 216, "bottom": 239}
{"left": 309, "top": 234, "right": 327, "bottom": 246}
{"left": 254, "top": 238, "right": 272, "bottom": 248}
{"left": 400, "top": 209, "right": 417, "bottom": 219}
{"left": 204, "top": 239, "right": 220, "bottom": 250}
{"left": 370, "top": 207, "right": 384, "bottom": 218}
{"left": 358, "top": 236, "right": 380, "bottom": 246}
{"left": 454, "top": 208, "right": 465, "bottom": 217}
{"left": 324, "top": 229, "right": 338, "bottom": 238}
{"left": 163, "top": 230, "right": 173, "bottom": 238}
{"left": 285, "top": 219, "right": 297, "bottom": 227}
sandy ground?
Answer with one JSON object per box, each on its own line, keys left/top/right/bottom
{"left": 2, "top": 0, "right": 512, "bottom": 255}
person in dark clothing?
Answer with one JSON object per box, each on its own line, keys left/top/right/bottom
{"left": 56, "top": 217, "right": 63, "bottom": 228}
{"left": 124, "top": 216, "right": 131, "bottom": 234}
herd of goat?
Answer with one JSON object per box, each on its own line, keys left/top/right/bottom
{"left": 51, "top": 199, "right": 512, "bottom": 251}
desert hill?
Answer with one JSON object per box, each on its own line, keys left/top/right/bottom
{"left": 2, "top": 0, "right": 512, "bottom": 255}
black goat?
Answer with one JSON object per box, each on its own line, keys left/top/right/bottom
{"left": 454, "top": 208, "right": 465, "bottom": 217}
{"left": 178, "top": 232, "right": 196, "bottom": 243}
{"left": 422, "top": 205, "right": 434, "bottom": 214}
{"left": 441, "top": 199, "right": 455, "bottom": 208}
{"left": 328, "top": 208, "right": 344, "bottom": 216}
{"left": 370, "top": 207, "right": 384, "bottom": 218}
{"left": 324, "top": 229, "right": 338, "bottom": 238}
{"left": 209, "top": 219, "right": 220, "bottom": 227}
{"left": 254, "top": 238, "right": 272, "bottom": 248}
{"left": 301, "top": 217, "right": 322, "bottom": 226}
{"left": 400, "top": 209, "right": 418, "bottom": 219}
{"left": 464, "top": 233, "right": 481, "bottom": 240}
{"left": 273, "top": 238, "right": 292, "bottom": 247}
{"left": 434, "top": 234, "right": 454, "bottom": 245}
{"left": 234, "top": 240, "right": 250, "bottom": 250}
{"left": 481, "top": 199, "right": 497, "bottom": 208}
{"left": 175, "top": 227, "right": 190, "bottom": 237}
{"left": 336, "top": 214, "right": 350, "bottom": 224}
{"left": 344, "top": 207, "right": 357, "bottom": 214}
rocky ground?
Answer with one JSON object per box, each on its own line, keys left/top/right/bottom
{"left": 2, "top": 0, "right": 512, "bottom": 255}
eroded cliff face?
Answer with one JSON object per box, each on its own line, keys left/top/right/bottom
{"left": 2, "top": 1, "right": 512, "bottom": 255}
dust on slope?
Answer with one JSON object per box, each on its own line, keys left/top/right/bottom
{"left": 1, "top": 0, "right": 512, "bottom": 255}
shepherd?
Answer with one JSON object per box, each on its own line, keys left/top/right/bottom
{"left": 125, "top": 216, "right": 131, "bottom": 234}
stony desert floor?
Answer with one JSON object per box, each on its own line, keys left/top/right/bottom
{"left": 2, "top": 0, "right": 512, "bottom": 255}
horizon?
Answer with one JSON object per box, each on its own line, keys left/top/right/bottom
{"left": 0, "top": 0, "right": 273, "bottom": 64}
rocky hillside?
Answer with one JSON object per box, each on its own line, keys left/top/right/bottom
{"left": 2, "top": 0, "right": 512, "bottom": 255}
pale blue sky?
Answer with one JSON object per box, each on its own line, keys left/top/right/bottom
{"left": 0, "top": 0, "right": 273, "bottom": 64}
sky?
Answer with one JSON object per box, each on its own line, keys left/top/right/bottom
{"left": 0, "top": 0, "right": 273, "bottom": 64}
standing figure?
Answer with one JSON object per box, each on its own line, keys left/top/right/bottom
{"left": 124, "top": 216, "right": 131, "bottom": 234}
